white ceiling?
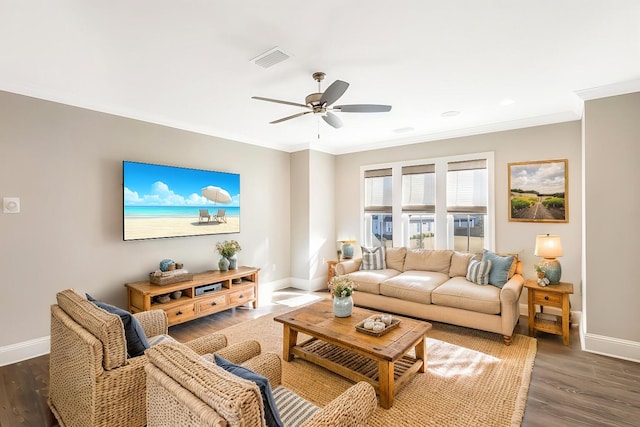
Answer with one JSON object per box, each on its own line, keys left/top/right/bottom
{"left": 1, "top": 1, "right": 640, "bottom": 154}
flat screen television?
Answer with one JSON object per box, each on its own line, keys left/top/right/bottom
{"left": 123, "top": 161, "right": 240, "bottom": 241}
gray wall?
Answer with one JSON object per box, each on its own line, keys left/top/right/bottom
{"left": 334, "top": 122, "right": 583, "bottom": 312}
{"left": 584, "top": 92, "right": 640, "bottom": 354}
{"left": 0, "top": 90, "right": 291, "bottom": 349}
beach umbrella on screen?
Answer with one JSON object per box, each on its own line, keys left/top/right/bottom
{"left": 201, "top": 186, "right": 232, "bottom": 209}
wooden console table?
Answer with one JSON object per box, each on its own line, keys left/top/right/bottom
{"left": 125, "top": 267, "right": 259, "bottom": 326}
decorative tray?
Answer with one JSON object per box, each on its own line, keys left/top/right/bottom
{"left": 149, "top": 273, "right": 193, "bottom": 286}
{"left": 355, "top": 315, "right": 401, "bottom": 337}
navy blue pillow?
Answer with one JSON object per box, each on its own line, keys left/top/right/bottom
{"left": 214, "top": 354, "right": 283, "bottom": 427}
{"left": 86, "top": 294, "right": 150, "bottom": 358}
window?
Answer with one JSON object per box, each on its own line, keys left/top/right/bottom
{"left": 363, "top": 169, "right": 392, "bottom": 247}
{"left": 361, "top": 153, "right": 493, "bottom": 252}
{"left": 447, "top": 160, "right": 487, "bottom": 252}
{"left": 402, "top": 164, "right": 435, "bottom": 249}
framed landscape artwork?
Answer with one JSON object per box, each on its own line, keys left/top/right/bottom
{"left": 508, "top": 159, "right": 568, "bottom": 223}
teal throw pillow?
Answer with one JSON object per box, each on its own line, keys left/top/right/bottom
{"left": 481, "top": 250, "right": 515, "bottom": 288}
{"left": 86, "top": 293, "right": 150, "bottom": 358}
{"left": 360, "top": 246, "right": 386, "bottom": 270}
{"left": 466, "top": 259, "right": 492, "bottom": 285}
{"left": 214, "top": 354, "right": 283, "bottom": 427}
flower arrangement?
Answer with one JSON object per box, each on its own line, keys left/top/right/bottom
{"left": 329, "top": 275, "right": 357, "bottom": 298}
{"left": 216, "top": 240, "right": 242, "bottom": 258}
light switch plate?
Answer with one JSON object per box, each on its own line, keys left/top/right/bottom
{"left": 3, "top": 197, "right": 20, "bottom": 213}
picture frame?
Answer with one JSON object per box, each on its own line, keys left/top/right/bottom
{"left": 508, "top": 159, "right": 568, "bottom": 223}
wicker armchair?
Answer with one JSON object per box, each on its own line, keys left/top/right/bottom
{"left": 48, "top": 289, "right": 228, "bottom": 427}
{"left": 145, "top": 340, "right": 377, "bottom": 427}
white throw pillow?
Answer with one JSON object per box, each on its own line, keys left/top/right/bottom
{"left": 466, "top": 259, "right": 492, "bottom": 285}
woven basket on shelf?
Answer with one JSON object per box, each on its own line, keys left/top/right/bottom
{"left": 149, "top": 273, "right": 193, "bottom": 286}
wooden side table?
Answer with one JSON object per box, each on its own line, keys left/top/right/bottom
{"left": 326, "top": 259, "right": 340, "bottom": 285}
{"left": 525, "top": 280, "right": 574, "bottom": 345}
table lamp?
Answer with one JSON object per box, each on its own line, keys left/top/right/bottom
{"left": 534, "top": 234, "right": 563, "bottom": 284}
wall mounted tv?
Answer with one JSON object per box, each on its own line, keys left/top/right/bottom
{"left": 123, "top": 161, "right": 240, "bottom": 241}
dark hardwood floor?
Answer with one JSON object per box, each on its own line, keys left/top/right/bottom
{"left": 1, "top": 289, "right": 638, "bottom": 426}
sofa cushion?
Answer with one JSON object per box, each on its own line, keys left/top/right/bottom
{"left": 449, "top": 251, "right": 475, "bottom": 277}
{"left": 431, "top": 276, "right": 502, "bottom": 315}
{"left": 482, "top": 250, "right": 515, "bottom": 288}
{"left": 346, "top": 269, "right": 400, "bottom": 295}
{"left": 385, "top": 247, "right": 407, "bottom": 271}
{"left": 404, "top": 249, "right": 453, "bottom": 273}
{"left": 86, "top": 294, "right": 150, "bottom": 358}
{"left": 466, "top": 259, "right": 492, "bottom": 286}
{"left": 215, "top": 354, "right": 283, "bottom": 427}
{"left": 380, "top": 271, "right": 450, "bottom": 304}
{"left": 360, "top": 246, "right": 386, "bottom": 270}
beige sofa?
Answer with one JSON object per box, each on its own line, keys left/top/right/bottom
{"left": 335, "top": 248, "right": 524, "bottom": 344}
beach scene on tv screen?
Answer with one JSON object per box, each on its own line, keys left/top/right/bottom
{"left": 123, "top": 161, "right": 240, "bottom": 240}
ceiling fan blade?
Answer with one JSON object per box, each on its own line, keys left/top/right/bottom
{"left": 333, "top": 104, "right": 392, "bottom": 113}
{"left": 252, "top": 96, "right": 309, "bottom": 109}
{"left": 319, "top": 80, "right": 349, "bottom": 107}
{"left": 270, "top": 111, "right": 311, "bottom": 124}
{"left": 322, "top": 111, "right": 343, "bottom": 129}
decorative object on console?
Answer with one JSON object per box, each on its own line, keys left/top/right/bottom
{"left": 218, "top": 257, "right": 230, "bottom": 272}
{"left": 534, "top": 234, "right": 563, "bottom": 284}
{"left": 339, "top": 240, "right": 356, "bottom": 259}
{"left": 159, "top": 259, "right": 175, "bottom": 272}
{"left": 216, "top": 240, "right": 241, "bottom": 272}
{"left": 329, "top": 274, "right": 356, "bottom": 317}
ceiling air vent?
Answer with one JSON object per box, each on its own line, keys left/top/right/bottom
{"left": 251, "top": 47, "right": 290, "bottom": 69}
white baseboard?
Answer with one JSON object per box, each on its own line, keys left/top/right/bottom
{"left": 0, "top": 336, "right": 50, "bottom": 367}
{"left": 583, "top": 333, "right": 640, "bottom": 363}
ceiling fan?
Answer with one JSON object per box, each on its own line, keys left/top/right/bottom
{"left": 252, "top": 72, "right": 392, "bottom": 129}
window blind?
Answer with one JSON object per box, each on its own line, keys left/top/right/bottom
{"left": 447, "top": 160, "right": 487, "bottom": 214}
{"left": 402, "top": 164, "right": 435, "bottom": 212}
{"left": 364, "top": 168, "right": 392, "bottom": 212}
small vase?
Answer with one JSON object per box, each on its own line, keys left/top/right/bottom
{"left": 218, "top": 257, "right": 230, "bottom": 272}
{"left": 228, "top": 255, "right": 237, "bottom": 270}
{"left": 333, "top": 295, "right": 353, "bottom": 317}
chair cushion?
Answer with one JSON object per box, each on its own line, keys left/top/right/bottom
{"left": 86, "top": 294, "right": 150, "bottom": 358}
{"left": 360, "top": 246, "right": 386, "bottom": 270}
{"left": 272, "top": 386, "right": 318, "bottom": 427}
{"left": 481, "top": 250, "right": 515, "bottom": 288}
{"left": 215, "top": 354, "right": 283, "bottom": 427}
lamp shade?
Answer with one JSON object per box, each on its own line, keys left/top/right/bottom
{"left": 534, "top": 234, "right": 563, "bottom": 258}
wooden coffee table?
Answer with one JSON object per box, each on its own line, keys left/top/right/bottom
{"left": 274, "top": 299, "right": 432, "bottom": 408}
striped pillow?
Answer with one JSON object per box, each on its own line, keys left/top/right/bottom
{"left": 360, "top": 246, "right": 386, "bottom": 270}
{"left": 466, "top": 259, "right": 492, "bottom": 285}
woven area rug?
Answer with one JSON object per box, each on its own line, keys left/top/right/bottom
{"left": 218, "top": 309, "right": 537, "bottom": 427}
